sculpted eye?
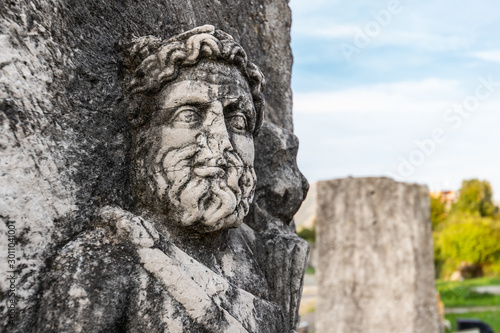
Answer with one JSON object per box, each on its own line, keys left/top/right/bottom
{"left": 227, "top": 114, "right": 248, "bottom": 133}
{"left": 172, "top": 109, "right": 201, "bottom": 124}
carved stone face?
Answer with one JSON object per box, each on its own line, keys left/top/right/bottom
{"left": 132, "top": 61, "right": 257, "bottom": 233}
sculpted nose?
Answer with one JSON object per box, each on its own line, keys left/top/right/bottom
{"left": 209, "top": 118, "right": 232, "bottom": 154}
{"left": 199, "top": 102, "right": 233, "bottom": 161}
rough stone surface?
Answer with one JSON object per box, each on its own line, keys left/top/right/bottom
{"left": 246, "top": 121, "right": 309, "bottom": 234}
{"left": 245, "top": 122, "right": 309, "bottom": 331}
{"left": 316, "top": 177, "right": 439, "bottom": 333}
{"left": 0, "top": 3, "right": 303, "bottom": 332}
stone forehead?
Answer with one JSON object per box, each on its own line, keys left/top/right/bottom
{"left": 175, "top": 61, "right": 251, "bottom": 90}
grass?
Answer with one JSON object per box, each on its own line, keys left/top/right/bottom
{"left": 299, "top": 273, "right": 500, "bottom": 331}
{"left": 437, "top": 277, "right": 500, "bottom": 307}
{"left": 445, "top": 311, "right": 500, "bottom": 332}
{"left": 305, "top": 267, "right": 316, "bottom": 275}
{"left": 439, "top": 277, "right": 500, "bottom": 332}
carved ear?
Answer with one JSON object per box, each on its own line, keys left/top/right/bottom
{"left": 246, "top": 62, "right": 266, "bottom": 135}
{"left": 126, "top": 95, "right": 156, "bottom": 129}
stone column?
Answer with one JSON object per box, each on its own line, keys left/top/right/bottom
{"left": 316, "top": 177, "right": 439, "bottom": 333}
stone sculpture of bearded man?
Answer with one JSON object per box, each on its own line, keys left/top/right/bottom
{"left": 125, "top": 25, "right": 265, "bottom": 233}
{"left": 35, "top": 26, "right": 308, "bottom": 333}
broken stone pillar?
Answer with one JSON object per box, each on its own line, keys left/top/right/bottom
{"left": 316, "top": 177, "right": 439, "bottom": 333}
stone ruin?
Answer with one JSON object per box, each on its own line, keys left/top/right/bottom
{"left": 316, "top": 177, "right": 440, "bottom": 333}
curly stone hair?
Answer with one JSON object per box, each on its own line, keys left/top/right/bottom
{"left": 122, "top": 25, "right": 265, "bottom": 134}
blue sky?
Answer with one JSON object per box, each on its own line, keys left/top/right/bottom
{"left": 289, "top": 0, "right": 500, "bottom": 199}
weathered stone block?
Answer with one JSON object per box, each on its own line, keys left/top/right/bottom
{"left": 0, "top": 2, "right": 305, "bottom": 332}
{"left": 316, "top": 177, "right": 439, "bottom": 333}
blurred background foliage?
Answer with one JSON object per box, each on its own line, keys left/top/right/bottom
{"left": 432, "top": 179, "right": 500, "bottom": 279}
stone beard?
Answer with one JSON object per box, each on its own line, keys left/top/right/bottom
{"left": 131, "top": 61, "right": 257, "bottom": 233}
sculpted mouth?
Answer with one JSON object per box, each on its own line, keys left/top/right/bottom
{"left": 193, "top": 166, "right": 226, "bottom": 178}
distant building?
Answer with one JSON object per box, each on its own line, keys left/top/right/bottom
{"left": 430, "top": 190, "right": 457, "bottom": 210}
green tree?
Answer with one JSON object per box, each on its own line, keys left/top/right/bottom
{"left": 437, "top": 213, "right": 500, "bottom": 269}
{"left": 298, "top": 226, "right": 316, "bottom": 243}
{"left": 433, "top": 179, "right": 500, "bottom": 278}
{"left": 452, "top": 179, "right": 496, "bottom": 218}
{"left": 431, "top": 195, "right": 447, "bottom": 230}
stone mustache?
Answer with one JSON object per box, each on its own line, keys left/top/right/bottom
{"left": 35, "top": 25, "right": 309, "bottom": 333}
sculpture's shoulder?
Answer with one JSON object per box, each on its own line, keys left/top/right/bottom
{"left": 35, "top": 207, "right": 139, "bottom": 332}
{"left": 46, "top": 207, "right": 140, "bottom": 279}
{"left": 47, "top": 227, "right": 137, "bottom": 280}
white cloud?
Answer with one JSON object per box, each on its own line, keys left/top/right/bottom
{"left": 291, "top": 1, "right": 482, "bottom": 52}
{"left": 294, "top": 24, "right": 356, "bottom": 38}
{"left": 294, "top": 78, "right": 461, "bottom": 114}
{"left": 379, "top": 31, "right": 471, "bottom": 52}
{"left": 473, "top": 51, "right": 500, "bottom": 63}
{"left": 294, "top": 20, "right": 472, "bottom": 53}
{"left": 294, "top": 102, "right": 500, "bottom": 199}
